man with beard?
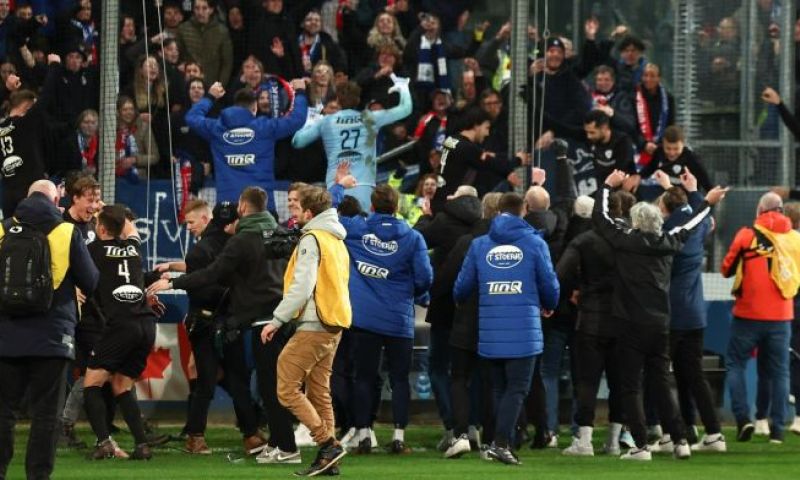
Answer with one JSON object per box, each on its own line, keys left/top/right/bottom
{"left": 581, "top": 110, "right": 638, "bottom": 195}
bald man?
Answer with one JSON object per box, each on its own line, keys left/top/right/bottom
{"left": 721, "top": 191, "right": 800, "bottom": 444}
{"left": 0, "top": 179, "right": 99, "bottom": 479}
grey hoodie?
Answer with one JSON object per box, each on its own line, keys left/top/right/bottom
{"left": 269, "top": 208, "right": 347, "bottom": 332}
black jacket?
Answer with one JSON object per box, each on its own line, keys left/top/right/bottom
{"left": 592, "top": 185, "right": 712, "bottom": 332}
{"left": 639, "top": 147, "right": 712, "bottom": 193}
{"left": 523, "top": 156, "right": 577, "bottom": 262}
{"left": 415, "top": 195, "right": 482, "bottom": 328}
{"left": 0, "top": 192, "right": 99, "bottom": 359}
{"left": 444, "top": 219, "right": 490, "bottom": 351}
{"left": 172, "top": 212, "right": 285, "bottom": 329}
{"left": 531, "top": 66, "right": 591, "bottom": 141}
{"left": 48, "top": 66, "right": 99, "bottom": 125}
{"left": 244, "top": 6, "right": 303, "bottom": 79}
{"left": 184, "top": 222, "right": 231, "bottom": 313}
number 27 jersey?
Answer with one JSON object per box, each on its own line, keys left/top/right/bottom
{"left": 88, "top": 237, "right": 154, "bottom": 323}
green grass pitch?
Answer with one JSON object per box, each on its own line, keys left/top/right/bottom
{"left": 5, "top": 425, "right": 799, "bottom": 479}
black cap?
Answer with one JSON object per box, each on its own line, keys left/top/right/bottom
{"left": 212, "top": 201, "right": 238, "bottom": 226}
{"left": 63, "top": 43, "right": 87, "bottom": 59}
{"left": 546, "top": 37, "right": 565, "bottom": 52}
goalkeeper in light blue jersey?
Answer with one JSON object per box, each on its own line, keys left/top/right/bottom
{"left": 291, "top": 74, "right": 412, "bottom": 210}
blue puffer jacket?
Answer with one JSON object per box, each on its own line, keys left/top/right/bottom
{"left": 666, "top": 191, "right": 711, "bottom": 330}
{"left": 341, "top": 213, "right": 433, "bottom": 338}
{"left": 454, "top": 213, "right": 560, "bottom": 359}
{"left": 186, "top": 92, "right": 307, "bottom": 202}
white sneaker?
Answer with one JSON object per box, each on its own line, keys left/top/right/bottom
{"left": 479, "top": 444, "right": 493, "bottom": 461}
{"left": 444, "top": 434, "right": 471, "bottom": 459}
{"left": 619, "top": 430, "right": 635, "bottom": 449}
{"left": 562, "top": 437, "right": 594, "bottom": 456}
{"left": 256, "top": 447, "right": 301, "bottom": 464}
{"left": 754, "top": 419, "right": 770, "bottom": 436}
{"left": 546, "top": 433, "right": 559, "bottom": 448}
{"left": 437, "top": 430, "right": 454, "bottom": 452}
{"left": 691, "top": 433, "right": 727, "bottom": 452}
{"left": 620, "top": 447, "right": 651, "bottom": 461}
{"left": 369, "top": 428, "right": 378, "bottom": 448}
{"left": 648, "top": 434, "right": 673, "bottom": 453}
{"left": 672, "top": 440, "right": 691, "bottom": 460}
{"left": 341, "top": 427, "right": 357, "bottom": 449}
{"left": 790, "top": 416, "right": 800, "bottom": 435}
{"left": 467, "top": 425, "right": 481, "bottom": 448}
{"left": 294, "top": 424, "right": 316, "bottom": 448}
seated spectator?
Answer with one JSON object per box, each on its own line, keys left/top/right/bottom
{"left": 58, "top": 108, "right": 99, "bottom": 178}
{"left": 366, "top": 12, "right": 407, "bottom": 61}
{"left": 635, "top": 63, "right": 675, "bottom": 167}
{"left": 589, "top": 65, "right": 637, "bottom": 138}
{"left": 115, "top": 95, "right": 159, "bottom": 182}
{"left": 245, "top": 0, "right": 303, "bottom": 79}
{"left": 298, "top": 9, "right": 347, "bottom": 76}
{"left": 355, "top": 43, "right": 405, "bottom": 109}
{"left": 49, "top": 45, "right": 99, "bottom": 125}
{"left": 176, "top": 0, "right": 233, "bottom": 86}
{"left": 638, "top": 126, "right": 713, "bottom": 193}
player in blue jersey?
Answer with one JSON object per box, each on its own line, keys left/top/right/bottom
{"left": 291, "top": 74, "right": 412, "bottom": 210}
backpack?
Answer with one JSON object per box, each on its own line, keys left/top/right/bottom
{"left": 0, "top": 221, "right": 54, "bottom": 316}
{"left": 732, "top": 226, "right": 800, "bottom": 300}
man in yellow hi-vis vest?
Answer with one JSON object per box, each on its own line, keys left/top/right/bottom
{"left": 261, "top": 185, "right": 350, "bottom": 477}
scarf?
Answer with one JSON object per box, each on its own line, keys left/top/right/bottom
{"left": 635, "top": 84, "right": 669, "bottom": 167}
{"left": 417, "top": 35, "right": 450, "bottom": 92}
{"left": 620, "top": 57, "right": 647, "bottom": 88}
{"left": 591, "top": 90, "right": 615, "bottom": 108}
{"left": 78, "top": 133, "right": 98, "bottom": 171}
{"left": 414, "top": 112, "right": 447, "bottom": 152}
{"left": 299, "top": 33, "right": 322, "bottom": 73}
{"left": 71, "top": 19, "right": 98, "bottom": 64}
{"left": 115, "top": 126, "right": 138, "bottom": 177}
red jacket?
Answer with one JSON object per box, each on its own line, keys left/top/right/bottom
{"left": 721, "top": 211, "right": 795, "bottom": 321}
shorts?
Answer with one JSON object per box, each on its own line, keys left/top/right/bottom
{"left": 88, "top": 318, "right": 156, "bottom": 379}
{"left": 74, "top": 329, "right": 102, "bottom": 373}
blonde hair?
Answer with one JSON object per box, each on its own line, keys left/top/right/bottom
{"left": 367, "top": 13, "right": 406, "bottom": 50}
{"left": 133, "top": 55, "right": 166, "bottom": 110}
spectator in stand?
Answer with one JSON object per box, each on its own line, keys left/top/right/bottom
{"left": 176, "top": 0, "right": 233, "bottom": 86}
{"left": 358, "top": 0, "right": 417, "bottom": 37}
{"left": 414, "top": 185, "right": 482, "bottom": 451}
{"left": 58, "top": 108, "right": 99, "bottom": 178}
{"left": 698, "top": 17, "right": 740, "bottom": 106}
{"left": 48, "top": 45, "right": 98, "bottom": 125}
{"left": 124, "top": 55, "right": 173, "bottom": 173}
{"left": 0, "top": 0, "right": 11, "bottom": 63}
{"left": 366, "top": 11, "right": 407, "bottom": 62}
{"left": 308, "top": 61, "right": 336, "bottom": 113}
{"left": 355, "top": 43, "right": 405, "bottom": 109}
{"left": 183, "top": 60, "right": 205, "bottom": 83}
{"left": 479, "top": 88, "right": 507, "bottom": 154}
{"left": 226, "top": 3, "right": 248, "bottom": 84}
{"left": 298, "top": 9, "right": 347, "bottom": 77}
{"left": 635, "top": 63, "right": 675, "bottom": 167}
{"left": 721, "top": 191, "right": 800, "bottom": 444}
{"left": 589, "top": 65, "right": 637, "bottom": 139}
{"left": 6, "top": 6, "right": 48, "bottom": 79}
{"left": 118, "top": 15, "right": 138, "bottom": 88}
{"left": 475, "top": 21, "right": 512, "bottom": 92}
{"left": 171, "top": 78, "right": 213, "bottom": 194}
{"left": 599, "top": 33, "right": 648, "bottom": 95}
{"left": 245, "top": 0, "right": 304, "bottom": 80}
{"left": 56, "top": 1, "right": 98, "bottom": 65}
{"left": 0, "top": 56, "right": 60, "bottom": 218}
{"left": 530, "top": 37, "right": 591, "bottom": 149}
{"left": 115, "top": 95, "right": 159, "bottom": 182}
{"left": 162, "top": 1, "right": 185, "bottom": 37}
{"left": 410, "top": 89, "right": 452, "bottom": 177}
{"left": 124, "top": 30, "right": 187, "bottom": 109}
{"left": 343, "top": 185, "right": 433, "bottom": 455}
{"left": 392, "top": 173, "right": 438, "bottom": 226}
{"left": 638, "top": 126, "right": 713, "bottom": 193}
{"left": 453, "top": 191, "right": 560, "bottom": 465}
{"left": 404, "top": 12, "right": 463, "bottom": 112}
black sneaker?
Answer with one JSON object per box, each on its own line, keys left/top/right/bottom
{"left": 737, "top": 422, "right": 755, "bottom": 442}
{"left": 61, "top": 423, "right": 87, "bottom": 449}
{"left": 130, "top": 443, "right": 153, "bottom": 460}
{"left": 295, "top": 442, "right": 347, "bottom": 477}
{"left": 323, "top": 464, "right": 340, "bottom": 476}
{"left": 355, "top": 437, "right": 371, "bottom": 454}
{"left": 529, "top": 430, "right": 550, "bottom": 449}
{"left": 487, "top": 444, "right": 521, "bottom": 465}
{"left": 387, "top": 440, "right": 411, "bottom": 455}
{"left": 90, "top": 438, "right": 117, "bottom": 460}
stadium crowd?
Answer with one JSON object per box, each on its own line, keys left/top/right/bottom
{"left": 1, "top": 0, "right": 800, "bottom": 479}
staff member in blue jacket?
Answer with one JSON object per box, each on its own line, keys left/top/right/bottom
{"left": 653, "top": 169, "right": 726, "bottom": 452}
{"left": 340, "top": 184, "right": 433, "bottom": 455}
{"left": 454, "top": 192, "right": 560, "bottom": 465}
{"left": 186, "top": 78, "right": 308, "bottom": 207}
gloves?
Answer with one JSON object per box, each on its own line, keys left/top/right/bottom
{"left": 388, "top": 73, "right": 410, "bottom": 94}
{"left": 553, "top": 138, "right": 569, "bottom": 159}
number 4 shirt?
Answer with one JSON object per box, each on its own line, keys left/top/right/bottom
{"left": 88, "top": 237, "right": 155, "bottom": 324}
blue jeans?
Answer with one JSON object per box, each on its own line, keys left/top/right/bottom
{"left": 428, "top": 326, "right": 453, "bottom": 429}
{"left": 540, "top": 328, "right": 570, "bottom": 433}
{"left": 490, "top": 355, "right": 538, "bottom": 448}
{"left": 726, "top": 318, "right": 791, "bottom": 435}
